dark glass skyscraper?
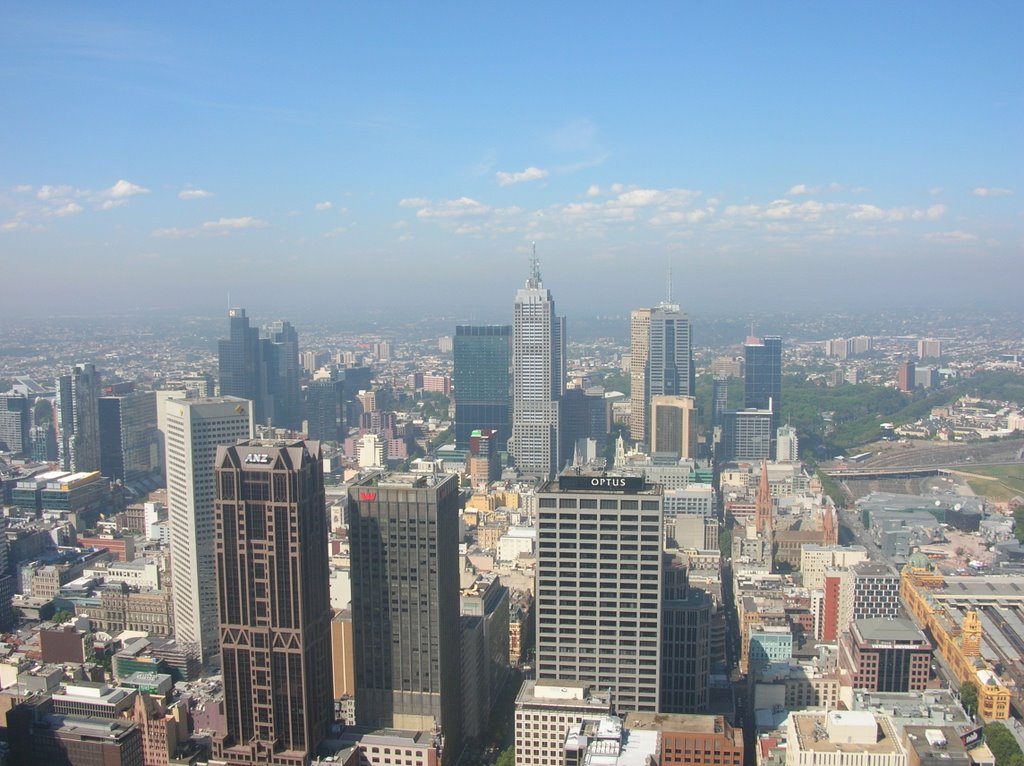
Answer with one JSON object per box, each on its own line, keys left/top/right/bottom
{"left": 213, "top": 439, "right": 332, "bottom": 766}
{"left": 744, "top": 335, "right": 782, "bottom": 429}
{"left": 304, "top": 376, "right": 345, "bottom": 442}
{"left": 218, "top": 308, "right": 265, "bottom": 421}
{"left": 347, "top": 472, "right": 462, "bottom": 763}
{"left": 98, "top": 390, "right": 159, "bottom": 483}
{"left": 453, "top": 325, "right": 511, "bottom": 451}
{"left": 218, "top": 309, "right": 302, "bottom": 429}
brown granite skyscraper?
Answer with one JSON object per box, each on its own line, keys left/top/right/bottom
{"left": 213, "top": 439, "right": 332, "bottom": 766}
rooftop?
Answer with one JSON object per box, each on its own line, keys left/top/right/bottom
{"left": 854, "top": 618, "right": 929, "bottom": 644}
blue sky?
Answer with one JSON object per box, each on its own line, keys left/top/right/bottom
{"left": 1, "top": 3, "right": 1021, "bottom": 318}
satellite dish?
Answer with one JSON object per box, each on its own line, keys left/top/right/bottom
{"left": 954, "top": 504, "right": 962, "bottom": 511}
{"left": 935, "top": 500, "right": 942, "bottom": 507}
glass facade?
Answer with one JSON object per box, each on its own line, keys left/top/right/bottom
{"left": 454, "top": 325, "right": 511, "bottom": 451}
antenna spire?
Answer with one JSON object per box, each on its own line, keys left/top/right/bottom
{"left": 528, "top": 241, "right": 541, "bottom": 287}
{"left": 666, "top": 263, "right": 673, "bottom": 304}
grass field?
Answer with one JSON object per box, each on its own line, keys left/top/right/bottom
{"left": 965, "top": 464, "right": 1024, "bottom": 502}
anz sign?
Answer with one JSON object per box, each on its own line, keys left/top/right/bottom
{"left": 244, "top": 453, "right": 271, "bottom": 465}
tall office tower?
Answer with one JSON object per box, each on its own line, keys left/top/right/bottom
{"left": 896, "top": 361, "right": 916, "bottom": 393}
{"left": 711, "top": 376, "right": 728, "bottom": 429}
{"left": 510, "top": 253, "right": 566, "bottom": 480}
{"left": 648, "top": 304, "right": 694, "bottom": 404}
{"left": 264, "top": 320, "right": 303, "bottom": 430}
{"left": 650, "top": 396, "right": 698, "bottom": 460}
{"left": 0, "top": 393, "right": 31, "bottom": 456}
{"left": 629, "top": 308, "right": 652, "bottom": 443}
{"left": 660, "top": 561, "right": 712, "bottom": 713}
{"left": 720, "top": 409, "right": 773, "bottom": 462}
{"left": 164, "top": 396, "right": 253, "bottom": 665}
{"left": 776, "top": 425, "right": 799, "bottom": 463}
{"left": 218, "top": 308, "right": 266, "bottom": 421}
{"left": 98, "top": 390, "right": 159, "bottom": 483}
{"left": 304, "top": 377, "right": 345, "bottom": 442}
{"left": 743, "top": 335, "right": 782, "bottom": 434}
{"left": 347, "top": 472, "right": 463, "bottom": 762}
{"left": 56, "top": 363, "right": 102, "bottom": 472}
{"left": 213, "top": 440, "right": 332, "bottom": 765}
{"left": 468, "top": 429, "right": 501, "bottom": 485}
{"left": 535, "top": 473, "right": 664, "bottom": 712}
{"left": 453, "top": 325, "right": 511, "bottom": 451}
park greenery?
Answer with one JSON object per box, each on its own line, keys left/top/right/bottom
{"left": 983, "top": 722, "right": 1024, "bottom": 766}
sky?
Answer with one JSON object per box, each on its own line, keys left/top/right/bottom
{"left": 1, "top": 3, "right": 1021, "bottom": 320}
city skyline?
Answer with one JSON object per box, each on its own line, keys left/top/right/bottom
{"left": 1, "top": 3, "right": 1021, "bottom": 317}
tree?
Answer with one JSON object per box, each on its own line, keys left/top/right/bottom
{"left": 495, "top": 746, "right": 514, "bottom": 766}
{"left": 51, "top": 609, "right": 75, "bottom": 624}
{"left": 959, "top": 681, "right": 978, "bottom": 717}
{"left": 984, "top": 722, "right": 1022, "bottom": 766}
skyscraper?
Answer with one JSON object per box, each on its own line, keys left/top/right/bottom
{"left": 98, "top": 390, "right": 159, "bottom": 483}
{"left": 56, "top": 363, "right": 102, "bottom": 473}
{"left": 631, "top": 302, "right": 694, "bottom": 448}
{"left": 629, "top": 308, "right": 652, "bottom": 443}
{"left": 347, "top": 472, "right": 462, "bottom": 762}
{"left": 264, "top": 320, "right": 303, "bottom": 430}
{"left": 0, "top": 393, "right": 31, "bottom": 456}
{"left": 218, "top": 309, "right": 302, "bottom": 429}
{"left": 510, "top": 252, "right": 565, "bottom": 480}
{"left": 218, "top": 308, "right": 265, "bottom": 420}
{"left": 535, "top": 473, "right": 664, "bottom": 712}
{"left": 650, "top": 395, "right": 698, "bottom": 460}
{"left": 164, "top": 396, "right": 253, "bottom": 665}
{"left": 743, "top": 335, "right": 782, "bottom": 430}
{"left": 453, "top": 325, "right": 511, "bottom": 451}
{"left": 304, "top": 376, "right": 345, "bottom": 442}
{"left": 213, "top": 439, "right": 332, "bottom": 765}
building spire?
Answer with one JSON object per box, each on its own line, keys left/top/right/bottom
{"left": 527, "top": 241, "right": 542, "bottom": 288}
{"left": 666, "top": 263, "right": 673, "bottom": 304}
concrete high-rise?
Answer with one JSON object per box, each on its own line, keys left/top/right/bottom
{"left": 648, "top": 305, "right": 694, "bottom": 402}
{"left": 510, "top": 253, "right": 565, "bottom": 480}
{"left": 56, "top": 363, "right": 102, "bottom": 472}
{"left": 629, "top": 308, "right": 652, "bottom": 443}
{"left": 743, "top": 335, "right": 782, "bottom": 434}
{"left": 347, "top": 472, "right": 462, "bottom": 762}
{"left": 164, "top": 396, "right": 253, "bottom": 665}
{"left": 213, "top": 439, "right": 332, "bottom": 765}
{"left": 0, "top": 393, "right": 31, "bottom": 456}
{"left": 650, "top": 396, "right": 698, "bottom": 460}
{"left": 535, "top": 473, "right": 664, "bottom": 712}
{"left": 453, "top": 325, "right": 511, "bottom": 451}
{"left": 304, "top": 376, "right": 345, "bottom": 442}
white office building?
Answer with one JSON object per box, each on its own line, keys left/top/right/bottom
{"left": 164, "top": 396, "right": 252, "bottom": 664}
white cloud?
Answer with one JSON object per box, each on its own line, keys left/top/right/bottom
{"left": 314, "top": 201, "right": 333, "bottom": 211}
{"left": 399, "top": 197, "right": 429, "bottom": 208}
{"left": 398, "top": 233, "right": 413, "bottom": 242}
{"left": 787, "top": 182, "right": 856, "bottom": 196}
{"left": 496, "top": 166, "right": 549, "bottom": 187}
{"left": 415, "top": 197, "right": 491, "bottom": 220}
{"left": 106, "top": 179, "right": 149, "bottom": 198}
{"left": 14, "top": 185, "right": 33, "bottom": 194}
{"left": 53, "top": 202, "right": 83, "bottom": 217}
{"left": 788, "top": 184, "right": 812, "bottom": 195}
{"left": 37, "top": 184, "right": 73, "bottom": 200}
{"left": 323, "top": 226, "right": 347, "bottom": 238}
{"left": 152, "top": 227, "right": 195, "bottom": 238}
{"left": 972, "top": 187, "right": 1012, "bottom": 197}
{"left": 179, "top": 188, "right": 213, "bottom": 200}
{"left": 586, "top": 185, "right": 601, "bottom": 197}
{"left": 202, "top": 216, "right": 267, "bottom": 230}
{"left": 927, "top": 230, "right": 978, "bottom": 242}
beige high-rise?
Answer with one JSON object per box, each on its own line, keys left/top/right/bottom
{"left": 629, "top": 308, "right": 652, "bottom": 443}
{"left": 650, "top": 395, "right": 697, "bottom": 460}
